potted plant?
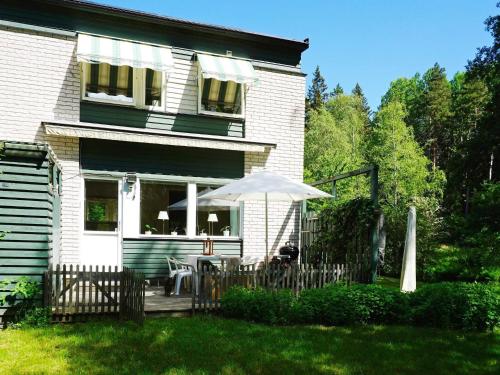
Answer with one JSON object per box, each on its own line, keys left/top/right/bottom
{"left": 199, "top": 228, "right": 207, "bottom": 238}
{"left": 221, "top": 226, "right": 231, "bottom": 237}
{"left": 170, "top": 226, "right": 180, "bottom": 236}
{"left": 144, "top": 224, "right": 157, "bottom": 236}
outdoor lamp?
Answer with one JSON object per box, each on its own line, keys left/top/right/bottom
{"left": 207, "top": 213, "right": 218, "bottom": 236}
{"left": 158, "top": 211, "right": 169, "bottom": 234}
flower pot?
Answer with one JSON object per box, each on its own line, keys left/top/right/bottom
{"left": 223, "top": 230, "right": 230, "bottom": 237}
{"left": 145, "top": 230, "right": 152, "bottom": 235}
{"left": 171, "top": 231, "right": 177, "bottom": 236}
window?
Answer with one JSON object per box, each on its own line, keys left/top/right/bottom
{"left": 144, "top": 68, "right": 163, "bottom": 107}
{"left": 196, "top": 185, "right": 240, "bottom": 237}
{"left": 84, "top": 180, "right": 118, "bottom": 231}
{"left": 199, "top": 78, "right": 244, "bottom": 117}
{"left": 81, "top": 63, "right": 164, "bottom": 109}
{"left": 83, "top": 62, "right": 135, "bottom": 104}
{"left": 140, "top": 182, "right": 187, "bottom": 235}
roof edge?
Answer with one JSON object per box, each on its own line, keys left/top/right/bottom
{"left": 42, "top": 0, "right": 309, "bottom": 52}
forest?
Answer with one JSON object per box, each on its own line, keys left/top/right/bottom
{"left": 304, "top": 9, "right": 499, "bottom": 281}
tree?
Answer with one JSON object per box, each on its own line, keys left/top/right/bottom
{"left": 352, "top": 83, "right": 371, "bottom": 128}
{"left": 465, "top": 5, "right": 499, "bottom": 184}
{"left": 446, "top": 72, "right": 490, "bottom": 213}
{"left": 305, "top": 95, "right": 368, "bottom": 206}
{"left": 367, "top": 102, "right": 440, "bottom": 206}
{"left": 306, "top": 66, "right": 329, "bottom": 110}
{"left": 380, "top": 74, "right": 424, "bottom": 133}
{"left": 352, "top": 83, "right": 371, "bottom": 115}
{"left": 421, "top": 63, "right": 452, "bottom": 169}
{"left": 366, "top": 102, "right": 445, "bottom": 276}
{"left": 330, "top": 83, "right": 344, "bottom": 98}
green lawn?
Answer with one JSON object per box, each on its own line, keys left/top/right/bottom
{"left": 0, "top": 317, "right": 498, "bottom": 374}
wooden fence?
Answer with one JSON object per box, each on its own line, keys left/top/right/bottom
{"left": 43, "top": 265, "right": 145, "bottom": 323}
{"left": 195, "top": 262, "right": 364, "bottom": 312}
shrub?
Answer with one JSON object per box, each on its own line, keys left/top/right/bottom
{"left": 410, "top": 282, "right": 500, "bottom": 331}
{"left": 294, "top": 283, "right": 409, "bottom": 325}
{"left": 12, "top": 307, "right": 51, "bottom": 329}
{"left": 221, "top": 286, "right": 294, "bottom": 325}
{"left": 221, "top": 282, "right": 499, "bottom": 331}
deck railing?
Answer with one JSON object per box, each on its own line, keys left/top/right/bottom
{"left": 194, "top": 262, "right": 364, "bottom": 312}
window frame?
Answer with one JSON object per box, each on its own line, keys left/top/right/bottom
{"left": 197, "top": 65, "right": 246, "bottom": 120}
{"left": 82, "top": 176, "right": 121, "bottom": 234}
{"left": 136, "top": 178, "right": 242, "bottom": 240}
{"left": 80, "top": 63, "right": 167, "bottom": 110}
{"left": 137, "top": 68, "right": 167, "bottom": 112}
{"left": 138, "top": 179, "right": 189, "bottom": 238}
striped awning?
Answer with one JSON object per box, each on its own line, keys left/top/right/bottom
{"left": 77, "top": 34, "right": 175, "bottom": 73}
{"left": 197, "top": 54, "right": 258, "bottom": 85}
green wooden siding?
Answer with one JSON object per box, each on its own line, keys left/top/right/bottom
{"left": 122, "top": 238, "right": 242, "bottom": 279}
{"left": 80, "top": 139, "right": 244, "bottom": 179}
{"left": 0, "top": 142, "right": 55, "bottom": 319}
{"left": 1, "top": 0, "right": 304, "bottom": 66}
{"left": 80, "top": 102, "right": 244, "bottom": 138}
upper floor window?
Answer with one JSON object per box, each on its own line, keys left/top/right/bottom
{"left": 197, "top": 53, "right": 258, "bottom": 119}
{"left": 82, "top": 62, "right": 135, "bottom": 105}
{"left": 77, "top": 33, "right": 174, "bottom": 110}
{"left": 200, "top": 78, "right": 243, "bottom": 116}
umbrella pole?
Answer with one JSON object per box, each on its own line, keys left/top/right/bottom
{"left": 265, "top": 192, "right": 269, "bottom": 269}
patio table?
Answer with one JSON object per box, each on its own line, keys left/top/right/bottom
{"left": 186, "top": 254, "right": 241, "bottom": 295}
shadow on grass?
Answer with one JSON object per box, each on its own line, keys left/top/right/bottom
{"left": 7, "top": 317, "right": 500, "bottom": 375}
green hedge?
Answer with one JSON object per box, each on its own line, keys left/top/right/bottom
{"left": 221, "top": 282, "right": 499, "bottom": 331}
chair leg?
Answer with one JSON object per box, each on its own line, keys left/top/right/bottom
{"left": 175, "top": 274, "right": 184, "bottom": 295}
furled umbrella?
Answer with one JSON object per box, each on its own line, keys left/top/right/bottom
{"left": 199, "top": 170, "right": 332, "bottom": 265}
{"left": 400, "top": 206, "right": 417, "bottom": 292}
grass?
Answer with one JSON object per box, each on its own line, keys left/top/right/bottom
{"left": 0, "top": 316, "right": 498, "bottom": 374}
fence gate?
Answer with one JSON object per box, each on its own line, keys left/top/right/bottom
{"left": 119, "top": 267, "right": 146, "bottom": 324}
{"left": 44, "top": 265, "right": 145, "bottom": 324}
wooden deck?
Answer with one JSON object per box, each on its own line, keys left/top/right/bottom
{"left": 144, "top": 286, "right": 193, "bottom": 315}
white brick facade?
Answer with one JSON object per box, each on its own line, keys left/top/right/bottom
{"left": 0, "top": 26, "right": 82, "bottom": 264}
{"left": 0, "top": 24, "right": 305, "bottom": 264}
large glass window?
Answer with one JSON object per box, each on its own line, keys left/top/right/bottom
{"left": 196, "top": 185, "right": 240, "bottom": 237}
{"left": 84, "top": 180, "right": 118, "bottom": 231}
{"left": 200, "top": 78, "right": 243, "bottom": 115}
{"left": 83, "top": 62, "right": 134, "bottom": 104}
{"left": 140, "top": 182, "right": 187, "bottom": 235}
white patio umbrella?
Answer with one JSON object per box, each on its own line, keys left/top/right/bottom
{"left": 199, "top": 171, "right": 332, "bottom": 264}
{"left": 169, "top": 187, "right": 239, "bottom": 211}
{"left": 400, "top": 206, "right": 417, "bottom": 292}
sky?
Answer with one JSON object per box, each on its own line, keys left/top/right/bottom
{"left": 92, "top": 0, "right": 496, "bottom": 109}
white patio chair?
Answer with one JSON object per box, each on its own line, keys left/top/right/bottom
{"left": 165, "top": 257, "right": 193, "bottom": 296}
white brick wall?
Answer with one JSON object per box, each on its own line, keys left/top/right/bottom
{"left": 0, "top": 26, "right": 82, "bottom": 264}
{"left": 0, "top": 25, "right": 306, "bottom": 264}
{"left": 243, "top": 69, "right": 305, "bottom": 259}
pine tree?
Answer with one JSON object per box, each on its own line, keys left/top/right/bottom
{"left": 330, "top": 83, "right": 344, "bottom": 98}
{"left": 446, "top": 73, "right": 490, "bottom": 213}
{"left": 421, "top": 63, "right": 452, "bottom": 169}
{"left": 306, "top": 66, "right": 329, "bottom": 110}
{"left": 351, "top": 83, "right": 371, "bottom": 126}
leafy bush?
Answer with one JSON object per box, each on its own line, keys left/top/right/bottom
{"left": 410, "top": 282, "right": 500, "bottom": 331}
{"left": 221, "top": 282, "right": 499, "bottom": 331}
{"left": 0, "top": 277, "right": 43, "bottom": 325}
{"left": 221, "top": 286, "right": 294, "bottom": 325}
{"left": 294, "top": 284, "right": 409, "bottom": 325}
{"left": 12, "top": 307, "right": 51, "bottom": 329}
